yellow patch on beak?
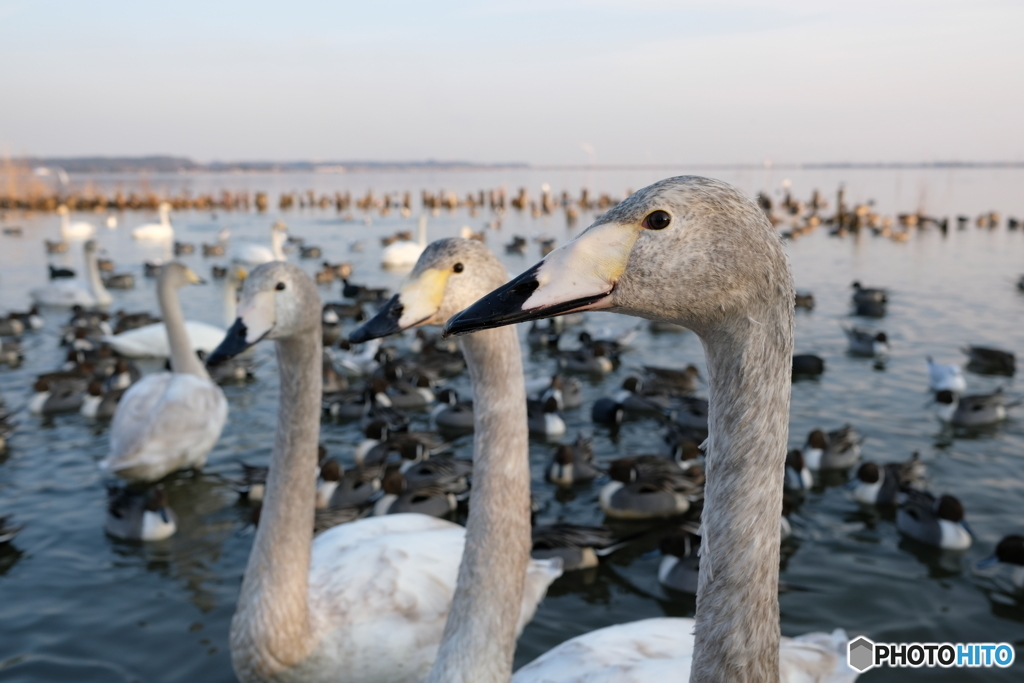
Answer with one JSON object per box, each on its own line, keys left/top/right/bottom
{"left": 397, "top": 268, "right": 452, "bottom": 328}
{"left": 184, "top": 268, "right": 205, "bottom": 285}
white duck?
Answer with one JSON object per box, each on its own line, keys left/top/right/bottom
{"left": 206, "top": 260, "right": 558, "bottom": 683}
{"left": 231, "top": 222, "right": 288, "bottom": 266}
{"left": 58, "top": 205, "right": 96, "bottom": 239}
{"left": 444, "top": 176, "right": 857, "bottom": 683}
{"left": 30, "top": 240, "right": 112, "bottom": 308}
{"left": 100, "top": 263, "right": 227, "bottom": 482}
{"left": 381, "top": 215, "right": 428, "bottom": 269}
{"left": 131, "top": 202, "right": 174, "bottom": 240}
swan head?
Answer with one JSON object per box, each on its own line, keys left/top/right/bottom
{"left": 443, "top": 176, "right": 792, "bottom": 338}
{"left": 349, "top": 238, "right": 508, "bottom": 343}
{"left": 207, "top": 262, "right": 319, "bottom": 366}
{"left": 158, "top": 262, "right": 205, "bottom": 289}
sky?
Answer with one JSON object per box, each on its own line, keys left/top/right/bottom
{"left": 1, "top": 0, "right": 1022, "bottom": 165}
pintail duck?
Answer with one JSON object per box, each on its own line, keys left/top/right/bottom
{"left": 794, "top": 292, "right": 815, "bottom": 310}
{"left": 531, "top": 523, "right": 631, "bottom": 572}
{"left": 431, "top": 388, "right": 475, "bottom": 434}
{"left": 851, "top": 281, "right": 888, "bottom": 304}
{"left": 802, "top": 425, "right": 863, "bottom": 470}
{"left": 341, "top": 278, "right": 388, "bottom": 303}
{"left": 961, "top": 346, "right": 1015, "bottom": 376}
{"left": 896, "top": 490, "right": 972, "bottom": 550}
{"left": 934, "top": 388, "right": 1019, "bottom": 427}
{"left": 372, "top": 468, "right": 461, "bottom": 518}
{"left": 658, "top": 524, "right": 702, "bottom": 593}
{"left": 784, "top": 449, "right": 812, "bottom": 493}
{"left": 792, "top": 354, "right": 825, "bottom": 377}
{"left": 843, "top": 326, "right": 888, "bottom": 356}
{"left": 977, "top": 535, "right": 1024, "bottom": 589}
{"left": 80, "top": 380, "right": 126, "bottom": 420}
{"left": 640, "top": 364, "right": 701, "bottom": 396}
{"left": 527, "top": 374, "right": 582, "bottom": 411}
{"left": 49, "top": 264, "right": 76, "bottom": 279}
{"left": 9, "top": 306, "right": 44, "bottom": 331}
{"left": 545, "top": 436, "right": 601, "bottom": 487}
{"left": 104, "top": 486, "right": 177, "bottom": 541}
{"left": 316, "top": 459, "right": 383, "bottom": 510}
{"left": 527, "top": 396, "right": 566, "bottom": 437}
{"left": 0, "top": 515, "right": 23, "bottom": 544}
{"left": 852, "top": 452, "right": 926, "bottom": 506}
{"left": 599, "top": 456, "right": 703, "bottom": 520}
{"left": 526, "top": 320, "right": 560, "bottom": 349}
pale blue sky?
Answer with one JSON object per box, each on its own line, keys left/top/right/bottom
{"left": 1, "top": 0, "right": 1022, "bottom": 164}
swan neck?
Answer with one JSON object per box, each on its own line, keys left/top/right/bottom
{"left": 223, "top": 277, "right": 238, "bottom": 328}
{"left": 84, "top": 248, "right": 111, "bottom": 306}
{"left": 272, "top": 231, "right": 286, "bottom": 261}
{"left": 690, "top": 308, "right": 792, "bottom": 683}
{"left": 426, "top": 324, "right": 531, "bottom": 683}
{"left": 231, "top": 329, "right": 321, "bottom": 678}
{"left": 158, "top": 278, "right": 208, "bottom": 380}
{"left": 417, "top": 215, "right": 428, "bottom": 246}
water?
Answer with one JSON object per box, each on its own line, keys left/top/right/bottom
{"left": 1, "top": 167, "right": 1023, "bottom": 681}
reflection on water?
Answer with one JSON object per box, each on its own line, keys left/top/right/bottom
{"left": 0, "top": 167, "right": 1023, "bottom": 681}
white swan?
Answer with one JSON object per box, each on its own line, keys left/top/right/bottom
{"left": 131, "top": 202, "right": 174, "bottom": 240}
{"left": 103, "top": 320, "right": 226, "bottom": 359}
{"left": 100, "top": 263, "right": 227, "bottom": 482}
{"left": 206, "top": 261, "right": 558, "bottom": 683}
{"left": 30, "top": 239, "right": 112, "bottom": 308}
{"left": 231, "top": 222, "right": 287, "bottom": 266}
{"left": 445, "top": 176, "right": 857, "bottom": 682}
{"left": 58, "top": 205, "right": 96, "bottom": 239}
{"left": 350, "top": 238, "right": 561, "bottom": 682}
{"left": 382, "top": 215, "right": 427, "bottom": 269}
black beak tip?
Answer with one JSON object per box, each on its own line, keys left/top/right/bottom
{"left": 207, "top": 318, "right": 251, "bottom": 368}
{"left": 348, "top": 294, "right": 404, "bottom": 343}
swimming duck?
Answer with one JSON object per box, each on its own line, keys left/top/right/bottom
{"left": 526, "top": 320, "right": 560, "bottom": 349}
{"left": 531, "top": 523, "right": 629, "bottom": 571}
{"left": 545, "top": 436, "right": 601, "bottom": 487}
{"left": 299, "top": 245, "right": 322, "bottom": 259}
{"left": 896, "top": 490, "right": 972, "bottom": 550}
{"left": 372, "top": 469, "right": 459, "bottom": 518}
{"left": 9, "top": 306, "right": 44, "bottom": 331}
{"left": 102, "top": 272, "right": 135, "bottom": 290}
{"left": 341, "top": 278, "right": 388, "bottom": 303}
{"left": 360, "top": 387, "right": 411, "bottom": 433}
{"left": 431, "top": 388, "right": 475, "bottom": 434}
{"left": 599, "top": 456, "right": 702, "bottom": 520}
{"left": 851, "top": 281, "right": 888, "bottom": 304}
{"left": 784, "top": 449, "right": 812, "bottom": 493}
{"left": 843, "top": 326, "right": 888, "bottom": 356}
{"left": 104, "top": 486, "right": 177, "bottom": 541}
{"left": 640, "top": 364, "right": 701, "bottom": 395}
{"left": 852, "top": 452, "right": 926, "bottom": 506}
{"left": 934, "top": 388, "right": 1018, "bottom": 427}
{"left": 174, "top": 241, "right": 195, "bottom": 256}
{"left": 794, "top": 292, "right": 815, "bottom": 310}
{"left": 322, "top": 351, "right": 349, "bottom": 393}
{"left": 977, "top": 535, "right": 1024, "bottom": 589}
{"left": 49, "top": 264, "right": 76, "bottom": 279}
{"left": 317, "top": 460, "right": 383, "bottom": 510}
{"left": 45, "top": 239, "right": 69, "bottom": 254}
{"left": 792, "top": 353, "right": 825, "bottom": 376}
{"left": 927, "top": 356, "right": 967, "bottom": 392}
{"left": 234, "top": 462, "right": 269, "bottom": 502}
{"left": 527, "top": 396, "right": 567, "bottom": 437}
{"left": 961, "top": 345, "right": 1015, "bottom": 375}
{"left": 658, "top": 524, "right": 702, "bottom": 593}
{"left": 803, "top": 425, "right": 863, "bottom": 470}
{"left": 80, "top": 380, "right": 126, "bottom": 420}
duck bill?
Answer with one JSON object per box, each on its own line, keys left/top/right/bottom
{"left": 443, "top": 223, "right": 631, "bottom": 337}
{"left": 349, "top": 268, "right": 451, "bottom": 343}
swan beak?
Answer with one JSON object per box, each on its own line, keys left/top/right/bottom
{"left": 207, "top": 318, "right": 252, "bottom": 367}
{"left": 184, "top": 268, "right": 206, "bottom": 285}
{"left": 349, "top": 268, "right": 450, "bottom": 342}
{"left": 208, "top": 291, "right": 276, "bottom": 365}
{"left": 443, "top": 222, "right": 632, "bottom": 337}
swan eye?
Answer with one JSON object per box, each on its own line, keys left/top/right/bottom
{"left": 452, "top": 263, "right": 464, "bottom": 273}
{"left": 643, "top": 210, "right": 671, "bottom": 230}
{"left": 276, "top": 282, "right": 286, "bottom": 291}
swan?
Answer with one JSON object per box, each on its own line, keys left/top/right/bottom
{"left": 381, "top": 215, "right": 427, "bottom": 269}
{"left": 30, "top": 239, "right": 112, "bottom": 308}
{"left": 131, "top": 202, "right": 174, "bottom": 240}
{"left": 231, "top": 222, "right": 287, "bottom": 266}
{"left": 100, "top": 263, "right": 227, "bottom": 482}
{"left": 444, "top": 176, "right": 855, "bottom": 682}
{"left": 206, "top": 258, "right": 558, "bottom": 683}
{"left": 58, "top": 205, "right": 96, "bottom": 239}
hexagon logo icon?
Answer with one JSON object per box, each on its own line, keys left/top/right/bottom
{"left": 848, "top": 636, "right": 875, "bottom": 673}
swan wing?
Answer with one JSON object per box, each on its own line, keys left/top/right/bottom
{"left": 104, "top": 321, "right": 226, "bottom": 358}
{"left": 512, "top": 618, "right": 695, "bottom": 683}
{"left": 104, "top": 373, "right": 227, "bottom": 480}
{"left": 780, "top": 630, "right": 858, "bottom": 683}
{"left": 30, "top": 281, "right": 95, "bottom": 307}
{"left": 232, "top": 243, "right": 276, "bottom": 265}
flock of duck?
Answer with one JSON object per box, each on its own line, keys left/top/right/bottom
{"left": 1, "top": 175, "right": 1023, "bottom": 682}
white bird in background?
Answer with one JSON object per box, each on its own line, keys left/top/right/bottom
{"left": 131, "top": 202, "right": 174, "bottom": 240}
{"left": 58, "top": 205, "right": 96, "bottom": 239}
{"left": 927, "top": 356, "right": 967, "bottom": 393}
{"left": 230, "top": 221, "right": 287, "bottom": 266}
{"left": 381, "top": 215, "right": 428, "bottom": 269}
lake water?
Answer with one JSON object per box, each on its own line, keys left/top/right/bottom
{"left": 1, "top": 167, "right": 1022, "bottom": 681}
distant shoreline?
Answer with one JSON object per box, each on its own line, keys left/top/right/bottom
{"left": 6, "top": 156, "right": 1024, "bottom": 175}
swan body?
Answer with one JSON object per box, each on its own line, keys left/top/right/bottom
{"left": 101, "top": 263, "right": 227, "bottom": 482}
{"left": 511, "top": 619, "right": 857, "bottom": 683}
{"left": 381, "top": 215, "right": 427, "bottom": 269}
{"left": 103, "top": 321, "right": 227, "bottom": 358}
{"left": 30, "top": 240, "right": 112, "bottom": 307}
{"left": 132, "top": 203, "right": 174, "bottom": 240}
{"left": 231, "top": 223, "right": 288, "bottom": 266}
{"left": 58, "top": 205, "right": 96, "bottom": 239}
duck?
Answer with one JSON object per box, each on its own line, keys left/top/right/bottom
{"left": 202, "top": 228, "right": 230, "bottom": 257}
{"left": 526, "top": 320, "right": 560, "bottom": 349}
{"left": 934, "top": 388, "right": 1018, "bottom": 427}
{"left": 57, "top": 205, "right": 96, "bottom": 239}
{"left": 332, "top": 338, "right": 382, "bottom": 377}
{"left": 794, "top": 292, "right": 815, "bottom": 310}
{"left": 640, "top": 364, "right": 701, "bottom": 395}
{"left": 531, "top": 523, "right": 631, "bottom": 572}
{"left": 381, "top": 215, "right": 428, "bottom": 269}
{"left": 371, "top": 468, "right": 461, "bottom": 518}
{"left": 784, "top": 449, "right": 812, "bottom": 493}
{"left": 341, "top": 278, "right": 389, "bottom": 303}
{"left": 927, "top": 356, "right": 967, "bottom": 392}
{"left": 977, "top": 535, "right": 1024, "bottom": 589}
{"left": 599, "top": 456, "right": 702, "bottom": 520}
{"left": 45, "top": 239, "right": 69, "bottom": 254}
{"left": 174, "top": 241, "right": 195, "bottom": 256}
{"left": 30, "top": 240, "right": 112, "bottom": 308}
{"left": 961, "top": 345, "right": 1015, "bottom": 375}
{"left": 29, "top": 377, "right": 87, "bottom": 415}
{"left": 316, "top": 460, "right": 383, "bottom": 510}
{"left": 557, "top": 344, "right": 614, "bottom": 374}
{"left": 445, "top": 176, "right": 855, "bottom": 681}
{"left": 430, "top": 388, "right": 476, "bottom": 434}
{"left": 234, "top": 462, "right": 269, "bottom": 503}
{"left": 8, "top": 306, "right": 44, "bottom": 331}
{"left": 843, "top": 326, "right": 888, "bottom": 356}
{"left": 545, "top": 436, "right": 601, "bottom": 487}
{"left": 0, "top": 516, "right": 24, "bottom": 544}
{"left": 792, "top": 353, "right": 825, "bottom": 376}
{"left": 49, "top": 264, "right": 76, "bottom": 279}
{"left": 131, "top": 202, "right": 174, "bottom": 240}
{"left": 100, "top": 264, "right": 227, "bottom": 482}
{"left": 299, "top": 245, "right": 322, "bottom": 259}
{"left": 80, "top": 380, "right": 126, "bottom": 420}
{"left": 803, "top": 425, "right": 863, "bottom": 470}
{"left": 896, "top": 490, "right": 972, "bottom": 550}
{"left": 851, "top": 280, "right": 888, "bottom": 304}
{"left": 658, "top": 524, "right": 702, "bottom": 593}
{"left": 528, "top": 374, "right": 582, "bottom": 411}
{"left": 103, "top": 272, "right": 135, "bottom": 290}
{"left": 212, "top": 255, "right": 559, "bottom": 683}
{"left": 527, "top": 396, "right": 567, "bottom": 437}
{"left": 0, "top": 317, "right": 24, "bottom": 337}
{"left": 104, "top": 485, "right": 177, "bottom": 541}
{"left": 852, "top": 453, "right": 926, "bottom": 506}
